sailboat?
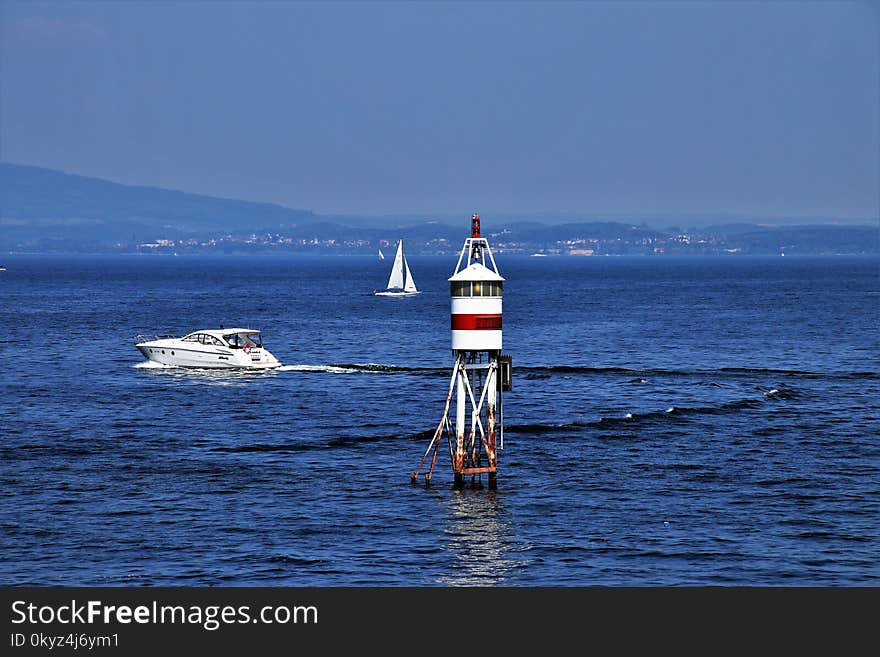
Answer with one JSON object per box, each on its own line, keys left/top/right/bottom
{"left": 378, "top": 248, "right": 385, "bottom": 260}
{"left": 374, "top": 240, "right": 420, "bottom": 296}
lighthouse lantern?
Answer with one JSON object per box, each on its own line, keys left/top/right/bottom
{"left": 448, "top": 214, "right": 504, "bottom": 353}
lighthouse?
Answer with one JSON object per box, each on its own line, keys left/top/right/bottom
{"left": 412, "top": 215, "right": 512, "bottom": 489}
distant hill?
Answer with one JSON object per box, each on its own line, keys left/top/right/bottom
{"left": 0, "top": 162, "right": 318, "bottom": 246}
{"left": 490, "top": 221, "right": 666, "bottom": 242}
{"left": 721, "top": 225, "right": 880, "bottom": 255}
{"left": 702, "top": 223, "right": 767, "bottom": 235}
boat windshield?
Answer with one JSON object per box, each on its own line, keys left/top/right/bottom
{"left": 182, "top": 333, "right": 224, "bottom": 346}
{"left": 223, "top": 333, "right": 262, "bottom": 349}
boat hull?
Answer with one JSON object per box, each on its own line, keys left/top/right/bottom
{"left": 373, "top": 290, "right": 420, "bottom": 297}
{"left": 135, "top": 340, "right": 281, "bottom": 369}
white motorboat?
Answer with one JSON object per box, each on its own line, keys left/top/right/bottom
{"left": 135, "top": 328, "right": 282, "bottom": 369}
{"left": 373, "top": 240, "right": 420, "bottom": 296}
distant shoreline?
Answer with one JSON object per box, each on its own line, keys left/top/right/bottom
{"left": 3, "top": 163, "right": 877, "bottom": 256}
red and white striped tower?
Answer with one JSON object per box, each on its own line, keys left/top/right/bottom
{"left": 412, "top": 215, "right": 511, "bottom": 489}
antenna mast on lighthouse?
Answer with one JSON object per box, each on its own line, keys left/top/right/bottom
{"left": 411, "top": 214, "right": 512, "bottom": 489}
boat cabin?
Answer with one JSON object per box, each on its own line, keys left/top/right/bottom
{"left": 180, "top": 329, "right": 263, "bottom": 349}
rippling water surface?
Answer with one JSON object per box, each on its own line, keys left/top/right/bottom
{"left": 1, "top": 254, "right": 878, "bottom": 585}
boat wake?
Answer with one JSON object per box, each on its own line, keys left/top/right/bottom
{"left": 248, "top": 360, "right": 880, "bottom": 382}
{"left": 212, "top": 428, "right": 436, "bottom": 454}
{"left": 505, "top": 388, "right": 795, "bottom": 435}
{"left": 518, "top": 365, "right": 878, "bottom": 380}
{"left": 133, "top": 361, "right": 178, "bottom": 369}
{"left": 277, "top": 363, "right": 442, "bottom": 375}
{"left": 277, "top": 364, "right": 383, "bottom": 374}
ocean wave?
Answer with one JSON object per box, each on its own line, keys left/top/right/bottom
{"left": 212, "top": 442, "right": 324, "bottom": 453}
{"left": 762, "top": 387, "right": 799, "bottom": 400}
{"left": 212, "top": 427, "right": 439, "bottom": 454}
{"left": 720, "top": 367, "right": 878, "bottom": 380}
{"left": 326, "top": 434, "right": 387, "bottom": 448}
{"left": 504, "top": 421, "right": 592, "bottom": 435}
{"left": 267, "top": 555, "right": 324, "bottom": 566}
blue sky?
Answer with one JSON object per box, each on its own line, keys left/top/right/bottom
{"left": 1, "top": 1, "right": 877, "bottom": 223}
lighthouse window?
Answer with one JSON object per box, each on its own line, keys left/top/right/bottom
{"left": 451, "top": 281, "right": 503, "bottom": 296}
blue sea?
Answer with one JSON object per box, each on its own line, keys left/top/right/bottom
{"left": 1, "top": 253, "right": 878, "bottom": 586}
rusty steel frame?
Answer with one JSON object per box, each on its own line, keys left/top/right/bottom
{"left": 411, "top": 353, "right": 462, "bottom": 484}
{"left": 411, "top": 351, "right": 501, "bottom": 489}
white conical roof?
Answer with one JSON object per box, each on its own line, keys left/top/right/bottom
{"left": 448, "top": 262, "right": 505, "bottom": 282}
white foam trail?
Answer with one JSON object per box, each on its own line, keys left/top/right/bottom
{"left": 133, "top": 361, "right": 177, "bottom": 369}
{"left": 277, "top": 364, "right": 360, "bottom": 374}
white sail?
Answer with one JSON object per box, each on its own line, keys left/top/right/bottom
{"left": 386, "top": 241, "right": 405, "bottom": 290}
{"left": 403, "top": 257, "right": 417, "bottom": 292}
{"left": 375, "top": 239, "right": 420, "bottom": 296}
{"left": 378, "top": 248, "right": 385, "bottom": 260}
